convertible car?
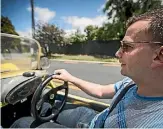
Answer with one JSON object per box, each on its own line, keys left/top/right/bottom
{"left": 1, "top": 33, "right": 109, "bottom": 128}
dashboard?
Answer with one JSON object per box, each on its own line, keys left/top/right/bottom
{"left": 1, "top": 75, "right": 42, "bottom": 105}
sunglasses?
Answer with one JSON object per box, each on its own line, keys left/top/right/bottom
{"left": 120, "top": 41, "right": 163, "bottom": 53}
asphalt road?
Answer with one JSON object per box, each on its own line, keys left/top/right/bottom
{"left": 48, "top": 60, "right": 125, "bottom": 104}
{"left": 48, "top": 60, "right": 124, "bottom": 84}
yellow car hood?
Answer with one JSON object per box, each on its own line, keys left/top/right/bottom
{"left": 1, "top": 63, "right": 35, "bottom": 79}
{"left": 1, "top": 70, "right": 36, "bottom": 79}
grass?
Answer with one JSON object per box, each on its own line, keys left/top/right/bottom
{"left": 50, "top": 54, "right": 119, "bottom": 63}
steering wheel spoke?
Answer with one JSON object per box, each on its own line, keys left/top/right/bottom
{"left": 36, "top": 98, "right": 44, "bottom": 111}
{"left": 55, "top": 84, "right": 68, "bottom": 91}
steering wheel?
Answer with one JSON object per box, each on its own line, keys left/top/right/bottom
{"left": 31, "top": 74, "right": 68, "bottom": 122}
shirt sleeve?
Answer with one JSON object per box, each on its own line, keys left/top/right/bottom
{"left": 114, "top": 77, "right": 133, "bottom": 93}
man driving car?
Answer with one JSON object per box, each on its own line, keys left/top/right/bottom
{"left": 11, "top": 8, "right": 163, "bottom": 128}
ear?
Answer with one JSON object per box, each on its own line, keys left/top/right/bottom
{"left": 151, "top": 46, "right": 163, "bottom": 68}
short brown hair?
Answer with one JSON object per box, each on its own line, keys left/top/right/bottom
{"left": 127, "top": 8, "right": 163, "bottom": 42}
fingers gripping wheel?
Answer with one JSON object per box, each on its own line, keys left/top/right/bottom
{"left": 31, "top": 75, "right": 68, "bottom": 122}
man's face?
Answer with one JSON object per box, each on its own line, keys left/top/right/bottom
{"left": 116, "top": 20, "right": 155, "bottom": 78}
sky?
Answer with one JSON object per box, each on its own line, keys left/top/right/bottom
{"left": 2, "top": 0, "right": 109, "bottom": 37}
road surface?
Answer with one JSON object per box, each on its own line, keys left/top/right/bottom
{"left": 48, "top": 60, "right": 125, "bottom": 104}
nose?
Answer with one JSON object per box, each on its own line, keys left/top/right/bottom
{"left": 115, "top": 48, "right": 123, "bottom": 58}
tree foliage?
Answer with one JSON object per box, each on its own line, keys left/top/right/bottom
{"left": 34, "top": 22, "right": 67, "bottom": 55}
{"left": 68, "top": 29, "right": 86, "bottom": 43}
{"left": 1, "top": 16, "right": 19, "bottom": 35}
{"left": 35, "top": 22, "right": 66, "bottom": 46}
{"left": 84, "top": 25, "right": 98, "bottom": 41}
{"left": 83, "top": 22, "right": 124, "bottom": 41}
{"left": 103, "top": 0, "right": 163, "bottom": 39}
{"left": 82, "top": 0, "right": 162, "bottom": 41}
{"left": 97, "top": 23, "right": 123, "bottom": 40}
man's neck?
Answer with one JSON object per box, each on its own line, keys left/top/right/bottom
{"left": 134, "top": 77, "right": 163, "bottom": 97}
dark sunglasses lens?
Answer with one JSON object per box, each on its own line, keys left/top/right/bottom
{"left": 121, "top": 43, "right": 131, "bottom": 52}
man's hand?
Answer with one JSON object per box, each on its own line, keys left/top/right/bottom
{"left": 53, "top": 69, "right": 74, "bottom": 82}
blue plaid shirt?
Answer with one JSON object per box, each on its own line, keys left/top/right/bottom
{"left": 89, "top": 77, "right": 133, "bottom": 128}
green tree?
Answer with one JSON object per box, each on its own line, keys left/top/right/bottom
{"left": 96, "top": 23, "right": 120, "bottom": 41}
{"left": 1, "top": 16, "right": 21, "bottom": 54}
{"left": 68, "top": 29, "right": 86, "bottom": 43}
{"left": 35, "top": 22, "right": 66, "bottom": 55}
{"left": 103, "top": 0, "right": 163, "bottom": 39}
{"left": 84, "top": 25, "right": 98, "bottom": 41}
{"left": 1, "top": 16, "right": 19, "bottom": 35}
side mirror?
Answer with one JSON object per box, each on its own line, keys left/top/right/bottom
{"left": 40, "top": 57, "right": 50, "bottom": 69}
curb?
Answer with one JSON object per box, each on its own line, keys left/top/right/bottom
{"left": 50, "top": 59, "right": 120, "bottom": 66}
